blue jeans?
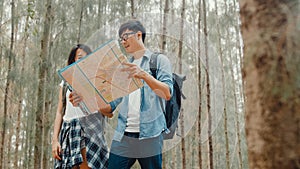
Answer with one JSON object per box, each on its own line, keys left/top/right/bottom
{"left": 108, "top": 132, "right": 163, "bottom": 169}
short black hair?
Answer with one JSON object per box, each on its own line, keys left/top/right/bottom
{"left": 118, "top": 19, "right": 146, "bottom": 43}
{"left": 67, "top": 44, "right": 92, "bottom": 65}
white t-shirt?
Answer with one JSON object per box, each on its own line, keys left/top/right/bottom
{"left": 125, "top": 57, "right": 143, "bottom": 132}
{"left": 59, "top": 81, "right": 86, "bottom": 121}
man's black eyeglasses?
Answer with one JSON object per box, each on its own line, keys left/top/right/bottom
{"left": 118, "top": 32, "right": 136, "bottom": 42}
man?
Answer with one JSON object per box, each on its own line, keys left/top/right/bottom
{"left": 71, "top": 19, "right": 173, "bottom": 169}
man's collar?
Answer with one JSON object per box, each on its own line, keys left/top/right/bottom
{"left": 129, "top": 49, "right": 151, "bottom": 61}
{"left": 143, "top": 49, "right": 152, "bottom": 59}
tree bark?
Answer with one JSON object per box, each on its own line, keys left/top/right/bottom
{"left": 13, "top": 2, "right": 30, "bottom": 167}
{"left": 178, "top": 0, "right": 186, "bottom": 168}
{"left": 77, "top": 0, "right": 84, "bottom": 43}
{"left": 197, "top": 0, "right": 202, "bottom": 168}
{"left": 215, "top": 0, "right": 230, "bottom": 168}
{"left": 202, "top": 0, "right": 214, "bottom": 168}
{"left": 229, "top": 41, "right": 243, "bottom": 169}
{"left": 24, "top": 109, "right": 35, "bottom": 169}
{"left": 42, "top": 99, "right": 51, "bottom": 168}
{"left": 161, "top": 0, "right": 169, "bottom": 53}
{"left": 97, "top": 0, "right": 102, "bottom": 30}
{"left": 239, "top": 1, "right": 300, "bottom": 168}
{"left": 130, "top": 0, "right": 135, "bottom": 17}
{"left": 0, "top": 0, "right": 3, "bottom": 74}
{"left": 7, "top": 126, "right": 13, "bottom": 168}
{"left": 34, "top": 0, "right": 52, "bottom": 168}
{"left": 0, "top": 1, "right": 15, "bottom": 168}
{"left": 221, "top": 0, "right": 244, "bottom": 168}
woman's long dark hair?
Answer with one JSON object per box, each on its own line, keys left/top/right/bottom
{"left": 67, "top": 44, "right": 92, "bottom": 65}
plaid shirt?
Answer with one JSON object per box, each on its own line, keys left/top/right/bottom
{"left": 54, "top": 113, "right": 109, "bottom": 169}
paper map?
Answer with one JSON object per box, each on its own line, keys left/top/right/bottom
{"left": 58, "top": 39, "right": 144, "bottom": 114}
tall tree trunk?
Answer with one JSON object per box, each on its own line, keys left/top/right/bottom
{"left": 0, "top": 0, "right": 3, "bottom": 73}
{"left": 14, "top": 99, "right": 22, "bottom": 168}
{"left": 223, "top": 89, "right": 230, "bottom": 169}
{"left": 77, "top": 0, "right": 84, "bottom": 43}
{"left": 197, "top": 1, "right": 203, "bottom": 168}
{"left": 229, "top": 43, "right": 243, "bottom": 169}
{"left": 233, "top": 0, "right": 246, "bottom": 125}
{"left": 42, "top": 99, "right": 51, "bottom": 168}
{"left": 0, "top": 1, "right": 15, "bottom": 168}
{"left": 178, "top": 0, "right": 186, "bottom": 168}
{"left": 215, "top": 0, "right": 230, "bottom": 168}
{"left": 239, "top": 1, "right": 300, "bottom": 168}
{"left": 202, "top": 0, "right": 213, "bottom": 168}
{"left": 130, "top": 0, "right": 135, "bottom": 17}
{"left": 14, "top": 84, "right": 23, "bottom": 168}
{"left": 161, "top": 0, "right": 169, "bottom": 53}
{"left": 34, "top": 0, "right": 52, "bottom": 168}
{"left": 97, "top": 0, "right": 102, "bottom": 30}
{"left": 7, "top": 124, "right": 14, "bottom": 168}
{"left": 25, "top": 110, "right": 35, "bottom": 169}
{"left": 42, "top": 25, "right": 54, "bottom": 168}
{"left": 13, "top": 2, "right": 30, "bottom": 167}
{"left": 20, "top": 127, "right": 26, "bottom": 169}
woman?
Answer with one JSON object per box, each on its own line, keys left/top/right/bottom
{"left": 52, "top": 44, "right": 109, "bottom": 169}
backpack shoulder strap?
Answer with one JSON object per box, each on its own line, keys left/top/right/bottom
{"left": 149, "top": 52, "right": 160, "bottom": 79}
{"left": 149, "top": 52, "right": 165, "bottom": 113}
{"left": 61, "top": 82, "right": 69, "bottom": 115}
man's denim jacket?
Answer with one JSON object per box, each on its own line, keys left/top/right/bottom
{"left": 109, "top": 50, "right": 173, "bottom": 141}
